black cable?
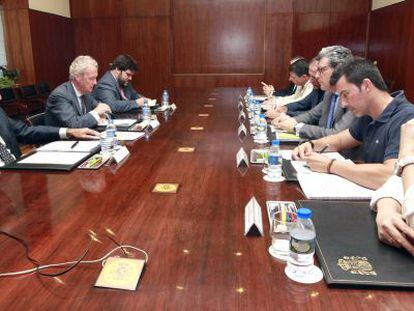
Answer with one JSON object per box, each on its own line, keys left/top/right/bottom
{"left": 37, "top": 237, "right": 92, "bottom": 277}
{"left": 0, "top": 231, "right": 40, "bottom": 269}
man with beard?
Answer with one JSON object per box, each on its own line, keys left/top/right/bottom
{"left": 93, "top": 54, "right": 149, "bottom": 113}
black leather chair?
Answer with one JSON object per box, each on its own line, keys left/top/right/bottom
{"left": 0, "top": 88, "right": 29, "bottom": 119}
{"left": 26, "top": 112, "right": 45, "bottom": 126}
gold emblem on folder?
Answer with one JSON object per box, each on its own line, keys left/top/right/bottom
{"left": 152, "top": 183, "right": 180, "bottom": 193}
{"left": 337, "top": 256, "right": 377, "bottom": 276}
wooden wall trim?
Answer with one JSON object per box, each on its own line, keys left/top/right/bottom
{"left": 3, "top": 5, "right": 36, "bottom": 85}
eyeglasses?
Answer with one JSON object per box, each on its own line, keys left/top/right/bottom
{"left": 317, "top": 65, "right": 330, "bottom": 74}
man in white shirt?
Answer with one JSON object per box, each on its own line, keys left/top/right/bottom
{"left": 45, "top": 55, "right": 111, "bottom": 128}
{"left": 262, "top": 58, "right": 313, "bottom": 109}
{"left": 370, "top": 118, "right": 414, "bottom": 255}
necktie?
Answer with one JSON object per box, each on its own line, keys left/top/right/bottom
{"left": 120, "top": 88, "right": 128, "bottom": 100}
{"left": 326, "top": 94, "right": 339, "bottom": 128}
{"left": 80, "top": 95, "right": 86, "bottom": 114}
{"left": 0, "top": 142, "right": 15, "bottom": 165}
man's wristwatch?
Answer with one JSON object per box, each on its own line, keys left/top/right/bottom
{"left": 394, "top": 156, "right": 414, "bottom": 176}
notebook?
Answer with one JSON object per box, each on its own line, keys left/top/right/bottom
{"left": 292, "top": 157, "right": 374, "bottom": 200}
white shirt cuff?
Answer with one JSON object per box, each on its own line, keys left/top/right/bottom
{"left": 89, "top": 111, "right": 100, "bottom": 122}
{"left": 59, "top": 128, "right": 68, "bottom": 139}
{"left": 370, "top": 175, "right": 404, "bottom": 211}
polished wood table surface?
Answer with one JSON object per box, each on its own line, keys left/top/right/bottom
{"left": 0, "top": 88, "right": 412, "bottom": 310}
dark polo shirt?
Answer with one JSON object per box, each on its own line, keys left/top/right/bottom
{"left": 349, "top": 91, "right": 414, "bottom": 163}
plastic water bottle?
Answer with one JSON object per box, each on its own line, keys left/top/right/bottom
{"left": 267, "top": 140, "right": 281, "bottom": 178}
{"left": 287, "top": 208, "right": 316, "bottom": 274}
{"left": 256, "top": 113, "right": 267, "bottom": 140}
{"left": 162, "top": 90, "right": 169, "bottom": 107}
{"left": 142, "top": 99, "right": 151, "bottom": 120}
{"left": 100, "top": 118, "right": 116, "bottom": 154}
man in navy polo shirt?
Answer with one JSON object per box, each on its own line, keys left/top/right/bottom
{"left": 292, "top": 58, "right": 414, "bottom": 190}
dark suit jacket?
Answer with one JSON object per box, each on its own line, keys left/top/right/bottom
{"left": 93, "top": 71, "right": 142, "bottom": 113}
{"left": 0, "top": 108, "right": 59, "bottom": 158}
{"left": 293, "top": 91, "right": 357, "bottom": 139}
{"left": 45, "top": 82, "right": 98, "bottom": 128}
{"left": 287, "top": 89, "right": 325, "bottom": 117}
{"left": 273, "top": 82, "right": 296, "bottom": 97}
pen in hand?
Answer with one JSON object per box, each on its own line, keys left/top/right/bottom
{"left": 318, "top": 144, "right": 329, "bottom": 154}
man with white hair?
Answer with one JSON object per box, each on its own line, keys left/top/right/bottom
{"left": 45, "top": 55, "right": 111, "bottom": 128}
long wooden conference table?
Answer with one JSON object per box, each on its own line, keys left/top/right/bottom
{"left": 0, "top": 88, "right": 412, "bottom": 310}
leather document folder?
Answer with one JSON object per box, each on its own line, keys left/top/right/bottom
{"left": 298, "top": 200, "right": 414, "bottom": 289}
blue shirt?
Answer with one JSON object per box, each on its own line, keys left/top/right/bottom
{"left": 349, "top": 91, "right": 414, "bottom": 163}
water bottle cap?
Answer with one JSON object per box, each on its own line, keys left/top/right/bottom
{"left": 271, "top": 139, "right": 280, "bottom": 146}
{"left": 259, "top": 114, "right": 265, "bottom": 118}
{"left": 297, "top": 207, "right": 312, "bottom": 219}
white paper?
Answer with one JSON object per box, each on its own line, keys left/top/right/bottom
{"left": 19, "top": 152, "right": 90, "bottom": 165}
{"left": 113, "top": 146, "right": 130, "bottom": 163}
{"left": 244, "top": 196, "right": 264, "bottom": 236}
{"left": 148, "top": 99, "right": 157, "bottom": 107}
{"left": 116, "top": 132, "right": 145, "bottom": 141}
{"left": 171, "top": 103, "right": 177, "bottom": 111}
{"left": 291, "top": 156, "right": 374, "bottom": 200}
{"left": 236, "top": 147, "right": 249, "bottom": 167}
{"left": 37, "top": 141, "right": 100, "bottom": 153}
{"left": 252, "top": 95, "right": 268, "bottom": 101}
{"left": 99, "top": 119, "right": 137, "bottom": 127}
{"left": 149, "top": 120, "right": 160, "bottom": 129}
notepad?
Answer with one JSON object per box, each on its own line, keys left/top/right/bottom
{"left": 18, "top": 151, "right": 90, "bottom": 165}
{"left": 37, "top": 141, "right": 100, "bottom": 153}
{"left": 99, "top": 119, "right": 137, "bottom": 127}
{"left": 116, "top": 132, "right": 145, "bottom": 141}
{"left": 291, "top": 157, "right": 374, "bottom": 200}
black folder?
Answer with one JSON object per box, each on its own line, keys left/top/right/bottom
{"left": 298, "top": 200, "right": 414, "bottom": 289}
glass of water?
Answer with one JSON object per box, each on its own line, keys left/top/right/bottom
{"left": 269, "top": 211, "right": 297, "bottom": 261}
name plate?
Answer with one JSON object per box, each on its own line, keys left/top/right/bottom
{"left": 113, "top": 146, "right": 130, "bottom": 164}
{"left": 238, "top": 111, "right": 246, "bottom": 123}
{"left": 244, "top": 196, "right": 264, "bottom": 236}
{"left": 238, "top": 123, "right": 247, "bottom": 140}
{"left": 236, "top": 147, "right": 249, "bottom": 168}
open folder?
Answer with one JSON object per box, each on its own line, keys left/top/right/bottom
{"left": 1, "top": 140, "right": 100, "bottom": 171}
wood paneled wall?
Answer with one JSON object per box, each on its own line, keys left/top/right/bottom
{"left": 368, "top": 0, "right": 414, "bottom": 101}
{"left": 29, "top": 10, "right": 74, "bottom": 88}
{"left": 70, "top": 0, "right": 295, "bottom": 95}
{"left": 292, "top": 0, "right": 371, "bottom": 59}
{"left": 2, "top": 0, "right": 382, "bottom": 98}
{"left": 2, "top": 0, "right": 36, "bottom": 85}
{"left": 71, "top": 0, "right": 171, "bottom": 97}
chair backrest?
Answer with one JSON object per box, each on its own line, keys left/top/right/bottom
{"left": 0, "top": 87, "right": 17, "bottom": 103}
{"left": 20, "top": 85, "right": 38, "bottom": 98}
{"left": 27, "top": 112, "right": 45, "bottom": 126}
{"left": 36, "top": 82, "right": 50, "bottom": 96}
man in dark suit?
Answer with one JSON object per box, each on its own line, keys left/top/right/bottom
{"left": 93, "top": 54, "right": 148, "bottom": 112}
{"left": 0, "top": 106, "right": 99, "bottom": 165}
{"left": 45, "top": 55, "right": 111, "bottom": 128}
{"left": 273, "top": 46, "right": 356, "bottom": 140}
